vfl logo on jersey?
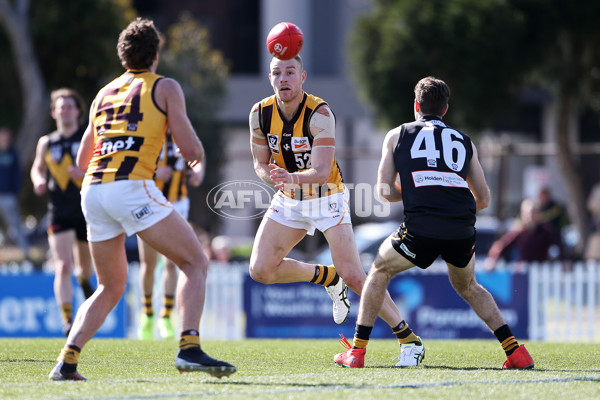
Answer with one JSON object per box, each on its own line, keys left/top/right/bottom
{"left": 132, "top": 204, "right": 153, "bottom": 222}
{"left": 94, "top": 136, "right": 144, "bottom": 156}
{"left": 267, "top": 133, "right": 280, "bottom": 155}
{"left": 291, "top": 137, "right": 311, "bottom": 152}
{"left": 427, "top": 158, "right": 437, "bottom": 168}
{"left": 49, "top": 144, "right": 63, "bottom": 163}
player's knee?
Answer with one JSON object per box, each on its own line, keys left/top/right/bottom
{"left": 340, "top": 273, "right": 364, "bottom": 294}
{"left": 177, "top": 250, "right": 209, "bottom": 273}
{"left": 98, "top": 282, "right": 126, "bottom": 306}
{"left": 453, "top": 278, "right": 478, "bottom": 299}
{"left": 248, "top": 263, "right": 276, "bottom": 284}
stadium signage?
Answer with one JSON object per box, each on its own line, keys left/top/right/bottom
{"left": 244, "top": 270, "right": 528, "bottom": 339}
{"left": 0, "top": 273, "right": 126, "bottom": 338}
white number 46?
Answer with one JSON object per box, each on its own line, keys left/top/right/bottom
{"left": 410, "top": 126, "right": 466, "bottom": 171}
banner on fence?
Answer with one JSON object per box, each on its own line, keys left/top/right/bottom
{"left": 0, "top": 272, "right": 127, "bottom": 338}
{"left": 244, "top": 270, "right": 528, "bottom": 339}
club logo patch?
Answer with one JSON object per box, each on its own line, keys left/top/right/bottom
{"left": 267, "top": 133, "right": 280, "bottom": 155}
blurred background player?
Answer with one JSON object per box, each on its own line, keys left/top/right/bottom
{"left": 49, "top": 18, "right": 234, "bottom": 380}
{"left": 137, "top": 132, "right": 205, "bottom": 340}
{"left": 30, "top": 88, "right": 95, "bottom": 336}
{"left": 0, "top": 126, "right": 31, "bottom": 262}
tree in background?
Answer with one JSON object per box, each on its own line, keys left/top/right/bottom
{"left": 0, "top": 0, "right": 136, "bottom": 166}
{"left": 350, "top": 0, "right": 600, "bottom": 255}
{"left": 159, "top": 13, "right": 229, "bottom": 229}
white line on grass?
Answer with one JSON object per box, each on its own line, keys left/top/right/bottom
{"left": 47, "top": 376, "right": 600, "bottom": 400}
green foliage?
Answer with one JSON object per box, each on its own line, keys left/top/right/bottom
{"left": 0, "top": 338, "right": 599, "bottom": 399}
{"left": 0, "top": 0, "right": 135, "bottom": 132}
{"left": 30, "top": 0, "right": 135, "bottom": 113}
{"left": 350, "top": 0, "right": 535, "bottom": 130}
{"left": 0, "top": 32, "right": 21, "bottom": 130}
{"left": 158, "top": 13, "right": 229, "bottom": 229}
{"left": 514, "top": 0, "right": 600, "bottom": 105}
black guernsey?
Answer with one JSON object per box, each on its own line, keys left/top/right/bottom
{"left": 393, "top": 116, "right": 476, "bottom": 240}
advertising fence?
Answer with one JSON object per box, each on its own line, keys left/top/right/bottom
{"left": 0, "top": 261, "right": 598, "bottom": 342}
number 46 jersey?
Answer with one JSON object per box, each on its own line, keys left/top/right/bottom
{"left": 84, "top": 71, "right": 167, "bottom": 186}
{"left": 394, "top": 116, "right": 476, "bottom": 240}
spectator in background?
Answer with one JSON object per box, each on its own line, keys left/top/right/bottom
{"left": 484, "top": 198, "right": 566, "bottom": 270}
{"left": 30, "top": 89, "right": 95, "bottom": 336}
{"left": 585, "top": 182, "right": 600, "bottom": 260}
{"left": 537, "top": 187, "right": 568, "bottom": 234}
{"left": 0, "top": 126, "right": 30, "bottom": 261}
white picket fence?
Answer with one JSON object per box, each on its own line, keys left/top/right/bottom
{"left": 529, "top": 261, "right": 600, "bottom": 342}
{"left": 127, "top": 261, "right": 247, "bottom": 340}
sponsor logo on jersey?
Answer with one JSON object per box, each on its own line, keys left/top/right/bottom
{"left": 267, "top": 133, "right": 280, "bottom": 154}
{"left": 412, "top": 170, "right": 469, "bottom": 189}
{"left": 291, "top": 137, "right": 311, "bottom": 152}
{"left": 131, "top": 204, "right": 153, "bottom": 221}
{"left": 95, "top": 136, "right": 144, "bottom": 156}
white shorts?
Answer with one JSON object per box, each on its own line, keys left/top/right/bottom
{"left": 264, "top": 188, "right": 351, "bottom": 236}
{"left": 81, "top": 180, "right": 174, "bottom": 242}
{"left": 173, "top": 197, "right": 190, "bottom": 220}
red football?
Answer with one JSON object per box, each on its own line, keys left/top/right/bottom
{"left": 266, "top": 22, "right": 304, "bottom": 60}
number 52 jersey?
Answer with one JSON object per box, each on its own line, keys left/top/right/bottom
{"left": 84, "top": 71, "right": 167, "bottom": 186}
{"left": 394, "top": 116, "right": 476, "bottom": 240}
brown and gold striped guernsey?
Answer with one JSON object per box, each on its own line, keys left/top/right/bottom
{"left": 155, "top": 133, "right": 188, "bottom": 203}
{"left": 83, "top": 70, "right": 167, "bottom": 186}
{"left": 258, "top": 92, "right": 343, "bottom": 198}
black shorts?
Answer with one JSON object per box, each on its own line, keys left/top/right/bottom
{"left": 390, "top": 223, "right": 475, "bottom": 269}
{"left": 47, "top": 214, "right": 88, "bottom": 242}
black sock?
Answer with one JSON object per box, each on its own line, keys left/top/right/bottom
{"left": 355, "top": 324, "right": 373, "bottom": 341}
{"left": 494, "top": 324, "right": 519, "bottom": 356}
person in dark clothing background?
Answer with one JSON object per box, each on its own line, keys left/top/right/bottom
{"left": 484, "top": 198, "right": 566, "bottom": 270}
{"left": 0, "top": 126, "right": 30, "bottom": 261}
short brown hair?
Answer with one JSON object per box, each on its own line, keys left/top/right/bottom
{"left": 117, "top": 18, "right": 161, "bottom": 70}
{"left": 50, "top": 88, "right": 86, "bottom": 123}
{"left": 414, "top": 76, "right": 450, "bottom": 116}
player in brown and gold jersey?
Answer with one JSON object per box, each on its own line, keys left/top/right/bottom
{"left": 49, "top": 17, "right": 234, "bottom": 381}
{"left": 31, "top": 88, "right": 95, "bottom": 337}
{"left": 249, "top": 55, "right": 406, "bottom": 341}
{"left": 136, "top": 132, "right": 205, "bottom": 340}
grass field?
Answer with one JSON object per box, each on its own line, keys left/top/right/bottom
{"left": 1, "top": 338, "right": 599, "bottom": 399}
